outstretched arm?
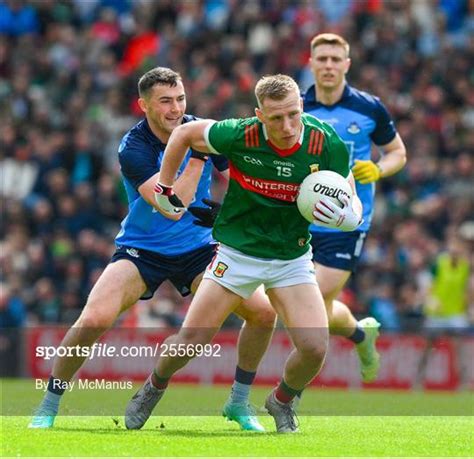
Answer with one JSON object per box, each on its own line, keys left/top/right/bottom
{"left": 138, "top": 157, "right": 206, "bottom": 221}
{"left": 159, "top": 120, "right": 215, "bottom": 186}
{"left": 153, "top": 120, "right": 216, "bottom": 217}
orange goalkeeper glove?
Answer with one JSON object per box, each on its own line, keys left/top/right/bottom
{"left": 352, "top": 160, "right": 382, "bottom": 184}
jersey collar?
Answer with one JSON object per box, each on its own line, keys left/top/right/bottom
{"left": 143, "top": 118, "right": 166, "bottom": 148}
{"left": 262, "top": 122, "right": 305, "bottom": 157}
{"left": 303, "top": 84, "right": 352, "bottom": 108}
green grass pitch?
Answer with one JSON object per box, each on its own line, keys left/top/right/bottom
{"left": 1, "top": 380, "right": 473, "bottom": 457}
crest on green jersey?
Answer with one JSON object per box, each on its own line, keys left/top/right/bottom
{"left": 309, "top": 164, "right": 320, "bottom": 173}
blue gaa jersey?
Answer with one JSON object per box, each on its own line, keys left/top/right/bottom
{"left": 303, "top": 84, "right": 397, "bottom": 232}
{"left": 115, "top": 115, "right": 228, "bottom": 256}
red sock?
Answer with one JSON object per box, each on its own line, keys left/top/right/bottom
{"left": 150, "top": 371, "right": 169, "bottom": 390}
{"left": 274, "top": 380, "right": 299, "bottom": 404}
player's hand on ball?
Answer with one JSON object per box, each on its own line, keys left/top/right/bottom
{"left": 153, "top": 182, "right": 186, "bottom": 216}
{"left": 352, "top": 160, "right": 381, "bottom": 184}
{"left": 313, "top": 195, "right": 362, "bottom": 232}
{"left": 188, "top": 199, "right": 221, "bottom": 227}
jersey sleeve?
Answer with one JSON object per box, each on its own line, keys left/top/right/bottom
{"left": 204, "top": 119, "right": 241, "bottom": 157}
{"left": 118, "top": 135, "right": 158, "bottom": 190}
{"left": 185, "top": 115, "right": 229, "bottom": 170}
{"left": 321, "top": 126, "right": 350, "bottom": 178}
{"left": 370, "top": 98, "right": 397, "bottom": 145}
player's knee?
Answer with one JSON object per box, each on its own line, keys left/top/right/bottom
{"left": 301, "top": 343, "right": 327, "bottom": 364}
{"left": 77, "top": 302, "right": 117, "bottom": 331}
{"left": 178, "top": 328, "right": 214, "bottom": 346}
{"left": 298, "top": 332, "right": 329, "bottom": 363}
{"left": 77, "top": 312, "right": 114, "bottom": 331}
{"left": 248, "top": 306, "right": 276, "bottom": 328}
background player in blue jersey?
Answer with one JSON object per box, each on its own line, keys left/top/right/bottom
{"left": 29, "top": 67, "right": 276, "bottom": 432}
{"left": 302, "top": 33, "right": 407, "bottom": 387}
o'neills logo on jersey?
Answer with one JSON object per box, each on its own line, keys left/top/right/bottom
{"left": 229, "top": 163, "right": 299, "bottom": 202}
{"left": 313, "top": 183, "right": 350, "bottom": 200}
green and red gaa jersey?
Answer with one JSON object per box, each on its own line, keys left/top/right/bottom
{"left": 204, "top": 113, "right": 350, "bottom": 260}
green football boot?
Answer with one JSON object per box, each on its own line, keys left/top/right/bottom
{"left": 28, "top": 408, "right": 56, "bottom": 429}
{"left": 356, "top": 317, "right": 381, "bottom": 383}
{"left": 222, "top": 400, "right": 265, "bottom": 432}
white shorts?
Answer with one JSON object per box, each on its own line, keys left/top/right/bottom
{"left": 203, "top": 244, "right": 317, "bottom": 299}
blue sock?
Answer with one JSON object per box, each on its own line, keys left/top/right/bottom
{"left": 229, "top": 381, "right": 251, "bottom": 405}
{"left": 40, "top": 391, "right": 61, "bottom": 415}
{"left": 229, "top": 367, "right": 256, "bottom": 405}
{"left": 348, "top": 326, "right": 365, "bottom": 344}
{"left": 39, "top": 376, "right": 66, "bottom": 415}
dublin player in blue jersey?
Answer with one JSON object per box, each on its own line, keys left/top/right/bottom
{"left": 301, "top": 33, "right": 407, "bottom": 388}
{"left": 29, "top": 67, "right": 275, "bottom": 431}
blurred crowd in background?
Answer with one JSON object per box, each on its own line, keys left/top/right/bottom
{"left": 0, "top": 0, "right": 473, "bottom": 331}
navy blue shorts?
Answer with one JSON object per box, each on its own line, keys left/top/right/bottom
{"left": 110, "top": 244, "right": 217, "bottom": 300}
{"left": 310, "top": 231, "right": 367, "bottom": 272}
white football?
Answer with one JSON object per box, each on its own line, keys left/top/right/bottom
{"left": 297, "top": 170, "right": 352, "bottom": 223}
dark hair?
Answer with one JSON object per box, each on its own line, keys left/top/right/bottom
{"left": 138, "top": 67, "right": 182, "bottom": 97}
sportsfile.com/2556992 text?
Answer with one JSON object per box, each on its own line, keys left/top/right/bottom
{"left": 35, "top": 343, "right": 222, "bottom": 360}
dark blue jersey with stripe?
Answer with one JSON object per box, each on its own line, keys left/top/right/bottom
{"left": 303, "top": 84, "right": 397, "bottom": 232}
{"left": 115, "top": 115, "right": 228, "bottom": 255}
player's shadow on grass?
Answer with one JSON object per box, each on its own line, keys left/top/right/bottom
{"left": 54, "top": 427, "right": 279, "bottom": 437}
{"left": 140, "top": 428, "right": 284, "bottom": 437}
{"left": 53, "top": 428, "right": 128, "bottom": 435}
{"left": 143, "top": 429, "right": 271, "bottom": 437}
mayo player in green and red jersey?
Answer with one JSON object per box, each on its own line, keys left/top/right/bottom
{"left": 125, "top": 74, "right": 363, "bottom": 433}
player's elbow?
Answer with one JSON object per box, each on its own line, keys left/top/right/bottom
{"left": 393, "top": 137, "right": 407, "bottom": 168}
{"left": 171, "top": 122, "right": 193, "bottom": 144}
{"left": 397, "top": 146, "right": 407, "bottom": 167}
{"left": 400, "top": 152, "right": 407, "bottom": 169}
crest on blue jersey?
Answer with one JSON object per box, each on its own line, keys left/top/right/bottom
{"left": 126, "top": 248, "right": 140, "bottom": 258}
{"left": 347, "top": 122, "right": 361, "bottom": 134}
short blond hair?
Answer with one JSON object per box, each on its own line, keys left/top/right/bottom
{"left": 310, "top": 33, "right": 350, "bottom": 58}
{"left": 255, "top": 74, "right": 300, "bottom": 108}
